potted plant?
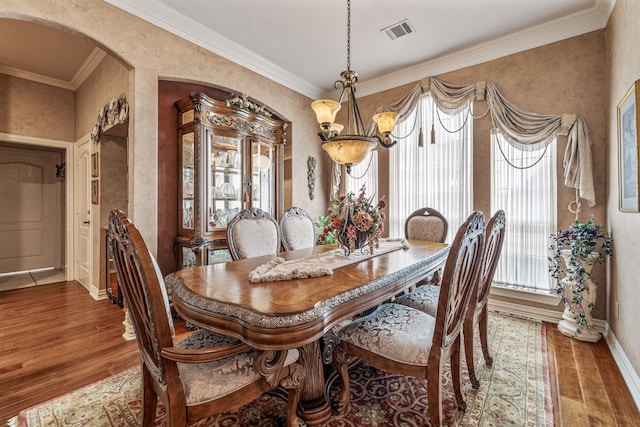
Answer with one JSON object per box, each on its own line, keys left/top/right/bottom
{"left": 320, "top": 185, "right": 385, "bottom": 256}
{"left": 548, "top": 216, "right": 613, "bottom": 341}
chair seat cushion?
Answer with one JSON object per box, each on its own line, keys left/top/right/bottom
{"left": 338, "top": 303, "right": 436, "bottom": 366}
{"left": 393, "top": 284, "right": 440, "bottom": 316}
{"left": 176, "top": 332, "right": 298, "bottom": 406}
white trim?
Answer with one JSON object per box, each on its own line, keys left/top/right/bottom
{"left": 90, "top": 287, "right": 108, "bottom": 301}
{"left": 0, "top": 132, "right": 75, "bottom": 282}
{"left": 355, "top": 0, "right": 614, "bottom": 97}
{"left": 488, "top": 299, "right": 564, "bottom": 324}
{"left": 487, "top": 301, "right": 640, "bottom": 412}
{"left": 0, "top": 64, "right": 75, "bottom": 90}
{"left": 602, "top": 324, "right": 640, "bottom": 411}
{"left": 70, "top": 48, "right": 107, "bottom": 90}
{"left": 105, "top": 0, "right": 614, "bottom": 99}
{"left": 0, "top": 47, "right": 105, "bottom": 90}
{"left": 490, "top": 285, "right": 561, "bottom": 306}
{"left": 104, "top": 0, "right": 325, "bottom": 100}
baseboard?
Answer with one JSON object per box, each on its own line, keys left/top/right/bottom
{"left": 602, "top": 324, "right": 640, "bottom": 411}
{"left": 89, "top": 286, "right": 107, "bottom": 300}
{"left": 489, "top": 298, "right": 640, "bottom": 412}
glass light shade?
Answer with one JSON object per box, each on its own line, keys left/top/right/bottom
{"left": 321, "top": 137, "right": 376, "bottom": 166}
{"left": 311, "top": 99, "right": 341, "bottom": 124}
{"left": 252, "top": 154, "right": 271, "bottom": 171}
{"left": 330, "top": 123, "right": 344, "bottom": 134}
{"left": 372, "top": 111, "right": 398, "bottom": 133}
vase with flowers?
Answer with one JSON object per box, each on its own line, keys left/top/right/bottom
{"left": 320, "top": 185, "right": 385, "bottom": 256}
{"left": 548, "top": 216, "right": 613, "bottom": 341}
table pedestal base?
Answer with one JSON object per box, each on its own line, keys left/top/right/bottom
{"left": 297, "top": 341, "right": 334, "bottom": 425}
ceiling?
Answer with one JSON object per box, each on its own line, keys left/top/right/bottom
{"left": 0, "top": 0, "right": 614, "bottom": 98}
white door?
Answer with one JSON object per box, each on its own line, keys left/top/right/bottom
{"left": 75, "top": 140, "right": 92, "bottom": 288}
{"left": 0, "top": 145, "right": 62, "bottom": 273}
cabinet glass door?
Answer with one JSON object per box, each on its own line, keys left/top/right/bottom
{"left": 207, "top": 132, "right": 243, "bottom": 233}
{"left": 250, "top": 140, "right": 276, "bottom": 215}
{"left": 181, "top": 132, "right": 195, "bottom": 230}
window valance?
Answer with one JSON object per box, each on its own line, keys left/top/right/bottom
{"left": 368, "top": 78, "right": 596, "bottom": 207}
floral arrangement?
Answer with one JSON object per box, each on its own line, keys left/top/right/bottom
{"left": 320, "top": 185, "right": 385, "bottom": 255}
{"left": 226, "top": 93, "right": 273, "bottom": 118}
{"left": 548, "top": 216, "right": 613, "bottom": 333}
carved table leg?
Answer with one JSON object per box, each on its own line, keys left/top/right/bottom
{"left": 297, "top": 341, "right": 333, "bottom": 425}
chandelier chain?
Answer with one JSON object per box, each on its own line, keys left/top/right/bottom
{"left": 347, "top": 0, "right": 351, "bottom": 70}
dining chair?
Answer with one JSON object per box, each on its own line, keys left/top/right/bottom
{"left": 334, "top": 211, "right": 485, "bottom": 426}
{"left": 226, "top": 207, "right": 282, "bottom": 260}
{"left": 404, "top": 207, "right": 448, "bottom": 285}
{"left": 405, "top": 207, "right": 448, "bottom": 243}
{"left": 108, "top": 210, "right": 303, "bottom": 427}
{"left": 279, "top": 206, "right": 316, "bottom": 251}
{"left": 394, "top": 210, "right": 506, "bottom": 388}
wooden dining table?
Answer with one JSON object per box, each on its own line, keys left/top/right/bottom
{"left": 171, "top": 239, "right": 449, "bottom": 425}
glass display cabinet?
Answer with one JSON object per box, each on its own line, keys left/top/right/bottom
{"left": 174, "top": 92, "right": 286, "bottom": 267}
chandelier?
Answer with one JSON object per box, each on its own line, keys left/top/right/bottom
{"left": 311, "top": 0, "right": 398, "bottom": 173}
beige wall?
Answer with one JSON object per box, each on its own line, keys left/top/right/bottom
{"left": 358, "top": 30, "right": 608, "bottom": 316}
{"left": 0, "top": 73, "right": 75, "bottom": 141}
{"left": 605, "top": 0, "right": 640, "bottom": 381}
{"left": 2, "top": 0, "right": 639, "bottom": 385}
{"left": 75, "top": 53, "right": 131, "bottom": 290}
{"left": 1, "top": 0, "right": 330, "bottom": 259}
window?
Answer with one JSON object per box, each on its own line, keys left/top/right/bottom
{"left": 389, "top": 94, "right": 472, "bottom": 242}
{"left": 491, "top": 132, "right": 557, "bottom": 292}
{"left": 345, "top": 151, "right": 378, "bottom": 198}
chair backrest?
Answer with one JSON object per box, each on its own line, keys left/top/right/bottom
{"left": 107, "top": 210, "right": 178, "bottom": 389}
{"left": 280, "top": 207, "right": 316, "bottom": 251}
{"left": 405, "top": 207, "right": 448, "bottom": 243}
{"left": 227, "top": 208, "right": 281, "bottom": 260}
{"left": 432, "top": 210, "right": 485, "bottom": 351}
{"left": 472, "top": 210, "right": 506, "bottom": 314}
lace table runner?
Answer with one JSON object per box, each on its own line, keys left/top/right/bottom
{"left": 248, "top": 238, "right": 410, "bottom": 283}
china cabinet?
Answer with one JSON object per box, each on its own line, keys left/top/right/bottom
{"left": 174, "top": 92, "right": 286, "bottom": 267}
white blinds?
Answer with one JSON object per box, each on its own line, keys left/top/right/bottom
{"left": 389, "top": 95, "right": 472, "bottom": 242}
{"left": 345, "top": 151, "right": 378, "bottom": 199}
{"left": 491, "top": 132, "right": 557, "bottom": 291}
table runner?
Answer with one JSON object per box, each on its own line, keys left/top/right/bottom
{"left": 248, "top": 238, "right": 410, "bottom": 283}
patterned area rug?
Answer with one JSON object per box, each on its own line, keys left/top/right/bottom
{"left": 11, "top": 312, "right": 552, "bottom": 427}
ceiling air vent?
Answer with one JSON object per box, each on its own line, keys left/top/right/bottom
{"left": 381, "top": 19, "right": 415, "bottom": 40}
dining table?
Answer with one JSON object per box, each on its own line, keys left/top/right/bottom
{"left": 171, "top": 239, "right": 449, "bottom": 425}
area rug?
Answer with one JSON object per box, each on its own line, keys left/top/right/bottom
{"left": 11, "top": 312, "right": 552, "bottom": 427}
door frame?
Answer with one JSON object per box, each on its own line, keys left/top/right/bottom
{"left": 0, "top": 132, "right": 76, "bottom": 282}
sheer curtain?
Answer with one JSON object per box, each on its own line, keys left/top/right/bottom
{"left": 345, "top": 151, "right": 378, "bottom": 198}
{"left": 389, "top": 94, "right": 472, "bottom": 242}
{"left": 491, "top": 132, "right": 557, "bottom": 291}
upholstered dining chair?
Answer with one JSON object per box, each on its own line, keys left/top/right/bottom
{"left": 404, "top": 207, "right": 449, "bottom": 285}
{"left": 280, "top": 206, "right": 316, "bottom": 251}
{"left": 107, "top": 210, "right": 303, "bottom": 427}
{"left": 405, "top": 207, "right": 448, "bottom": 243}
{"left": 226, "top": 208, "right": 282, "bottom": 260}
{"left": 394, "top": 209, "right": 506, "bottom": 388}
{"left": 334, "top": 211, "right": 485, "bottom": 426}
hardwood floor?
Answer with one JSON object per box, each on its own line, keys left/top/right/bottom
{"left": 1, "top": 281, "right": 638, "bottom": 425}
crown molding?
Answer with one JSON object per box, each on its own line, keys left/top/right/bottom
{"left": 0, "top": 46, "right": 105, "bottom": 91}
{"left": 0, "top": 64, "right": 75, "bottom": 90}
{"left": 104, "top": 0, "right": 326, "bottom": 100}
{"left": 71, "top": 48, "right": 107, "bottom": 90}
{"left": 355, "top": 0, "right": 615, "bottom": 97}
{"left": 106, "top": 0, "right": 614, "bottom": 100}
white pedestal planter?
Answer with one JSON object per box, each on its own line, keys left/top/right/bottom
{"left": 557, "top": 250, "right": 602, "bottom": 342}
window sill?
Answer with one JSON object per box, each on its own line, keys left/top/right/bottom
{"left": 489, "top": 284, "right": 561, "bottom": 306}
